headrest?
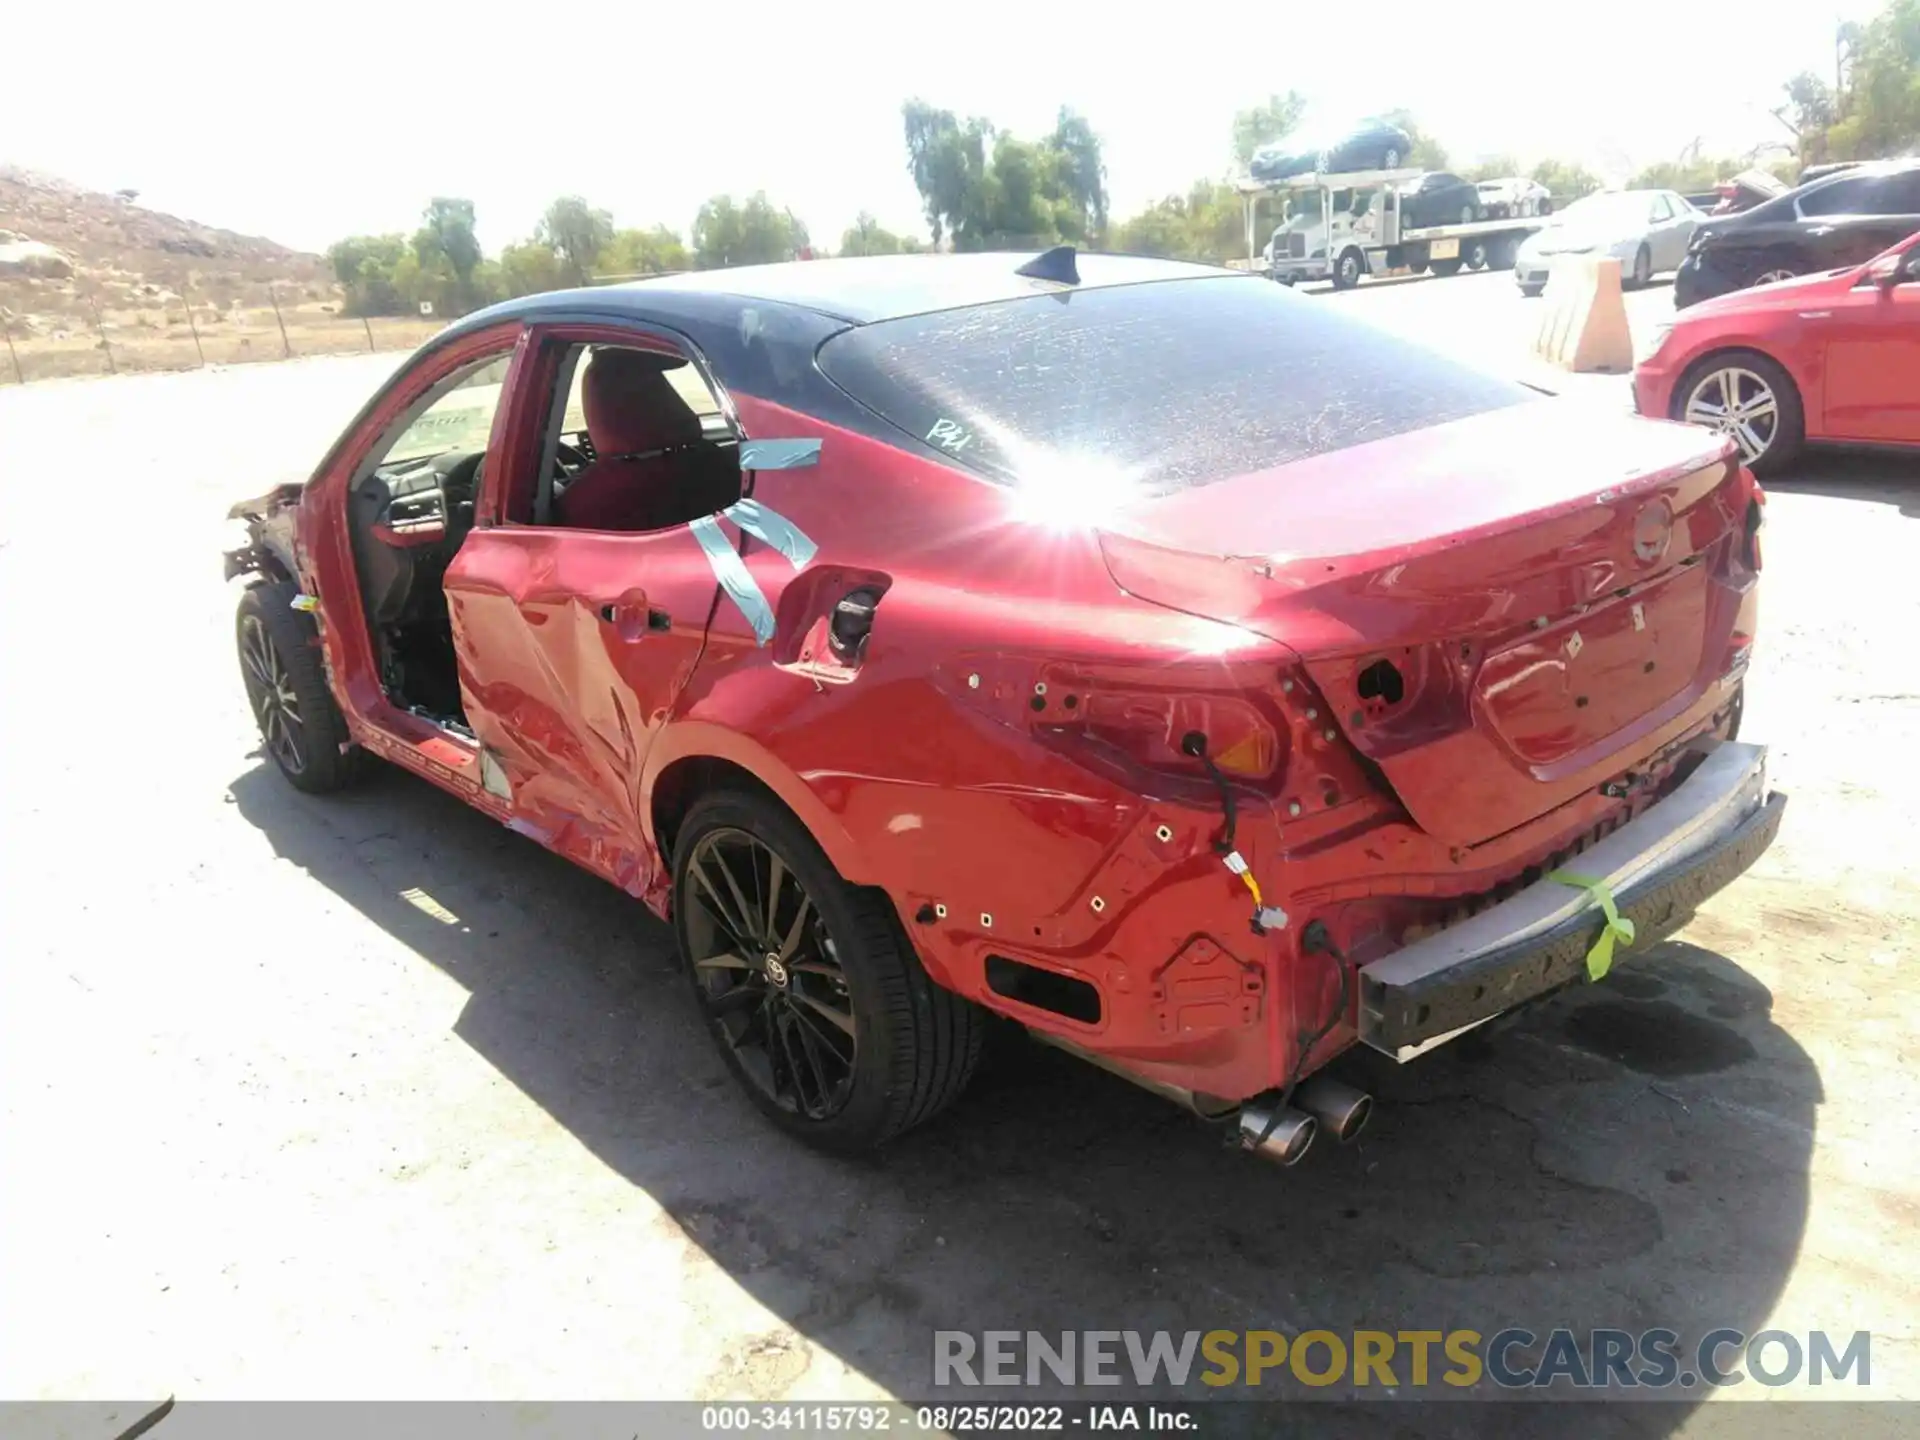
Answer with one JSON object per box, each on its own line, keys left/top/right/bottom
{"left": 581, "top": 348, "right": 704, "bottom": 456}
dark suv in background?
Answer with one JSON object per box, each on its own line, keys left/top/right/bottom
{"left": 1674, "top": 158, "right": 1920, "bottom": 308}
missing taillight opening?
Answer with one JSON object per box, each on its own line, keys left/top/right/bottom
{"left": 986, "top": 955, "right": 1102, "bottom": 1025}
{"left": 1356, "top": 658, "right": 1406, "bottom": 707}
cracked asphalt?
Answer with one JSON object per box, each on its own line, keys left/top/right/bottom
{"left": 2, "top": 272, "right": 1916, "bottom": 1425}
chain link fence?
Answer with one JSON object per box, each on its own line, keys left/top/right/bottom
{"left": 0, "top": 279, "right": 451, "bottom": 384}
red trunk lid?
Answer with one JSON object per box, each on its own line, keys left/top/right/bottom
{"left": 1099, "top": 402, "right": 1751, "bottom": 845}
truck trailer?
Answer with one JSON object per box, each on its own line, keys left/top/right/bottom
{"left": 1242, "top": 168, "right": 1549, "bottom": 289}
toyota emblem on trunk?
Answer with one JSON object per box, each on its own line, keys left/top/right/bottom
{"left": 1633, "top": 499, "right": 1674, "bottom": 565}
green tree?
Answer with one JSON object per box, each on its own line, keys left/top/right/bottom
{"left": 1785, "top": 3, "right": 1920, "bottom": 163}
{"left": 598, "top": 224, "right": 689, "bottom": 276}
{"left": 692, "top": 193, "right": 809, "bottom": 268}
{"left": 900, "top": 99, "right": 1110, "bottom": 250}
{"left": 536, "top": 196, "right": 615, "bottom": 285}
{"left": 1045, "top": 107, "right": 1109, "bottom": 238}
{"left": 841, "top": 211, "right": 909, "bottom": 256}
{"left": 499, "top": 240, "right": 565, "bottom": 298}
{"left": 1464, "top": 154, "right": 1522, "bottom": 182}
{"left": 1232, "top": 91, "right": 1308, "bottom": 167}
{"left": 1109, "top": 180, "right": 1258, "bottom": 264}
{"left": 413, "top": 198, "right": 482, "bottom": 292}
{"left": 902, "top": 100, "right": 996, "bottom": 248}
{"left": 1529, "top": 158, "right": 1603, "bottom": 203}
{"left": 326, "top": 233, "right": 409, "bottom": 316}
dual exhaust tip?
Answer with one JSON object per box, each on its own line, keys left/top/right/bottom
{"left": 1238, "top": 1075, "right": 1374, "bottom": 1166}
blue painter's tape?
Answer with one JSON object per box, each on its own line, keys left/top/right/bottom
{"left": 738, "top": 438, "right": 822, "bottom": 470}
{"left": 689, "top": 514, "right": 776, "bottom": 645}
{"left": 723, "top": 498, "right": 818, "bottom": 569}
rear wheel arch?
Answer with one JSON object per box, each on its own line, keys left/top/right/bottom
{"left": 646, "top": 733, "right": 877, "bottom": 893}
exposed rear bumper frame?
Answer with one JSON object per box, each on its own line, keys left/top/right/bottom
{"left": 1357, "top": 739, "right": 1785, "bottom": 1059}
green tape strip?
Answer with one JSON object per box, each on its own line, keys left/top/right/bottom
{"left": 1547, "top": 870, "right": 1637, "bottom": 981}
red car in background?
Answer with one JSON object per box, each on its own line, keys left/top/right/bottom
{"left": 1636, "top": 228, "right": 1920, "bottom": 474}
{"left": 226, "top": 249, "right": 1783, "bottom": 1164}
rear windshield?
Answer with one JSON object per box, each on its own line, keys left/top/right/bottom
{"left": 815, "top": 276, "right": 1532, "bottom": 495}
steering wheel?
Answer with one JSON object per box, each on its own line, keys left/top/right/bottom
{"left": 554, "top": 440, "right": 589, "bottom": 474}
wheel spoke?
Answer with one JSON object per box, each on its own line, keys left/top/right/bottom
{"left": 1734, "top": 420, "right": 1768, "bottom": 459}
{"left": 777, "top": 893, "right": 813, "bottom": 962}
{"left": 764, "top": 852, "right": 786, "bottom": 938}
{"left": 791, "top": 988, "right": 856, "bottom": 1038}
{"left": 692, "top": 859, "right": 754, "bottom": 948}
{"left": 694, "top": 952, "right": 754, "bottom": 972}
{"left": 709, "top": 982, "right": 764, "bottom": 1016}
{"left": 708, "top": 846, "right": 760, "bottom": 947}
{"left": 786, "top": 1008, "right": 836, "bottom": 1109}
{"left": 789, "top": 998, "right": 854, "bottom": 1064}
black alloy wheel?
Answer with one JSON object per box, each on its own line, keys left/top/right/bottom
{"left": 235, "top": 580, "right": 363, "bottom": 793}
{"left": 682, "top": 825, "right": 858, "bottom": 1122}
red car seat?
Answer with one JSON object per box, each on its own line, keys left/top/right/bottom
{"left": 553, "top": 349, "right": 709, "bottom": 531}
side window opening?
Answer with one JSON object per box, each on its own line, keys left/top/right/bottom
{"left": 1797, "top": 177, "right": 1874, "bottom": 217}
{"left": 349, "top": 349, "right": 515, "bottom": 729}
{"left": 523, "top": 341, "right": 740, "bottom": 533}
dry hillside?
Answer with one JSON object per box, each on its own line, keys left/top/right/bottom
{"left": 0, "top": 167, "right": 438, "bottom": 379}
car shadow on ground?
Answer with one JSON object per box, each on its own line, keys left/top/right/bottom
{"left": 230, "top": 758, "right": 1819, "bottom": 1434}
{"left": 1767, "top": 450, "right": 1920, "bottom": 516}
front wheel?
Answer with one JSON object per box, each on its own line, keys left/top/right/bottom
{"left": 1630, "top": 244, "right": 1653, "bottom": 289}
{"left": 1381, "top": 146, "right": 1402, "bottom": 169}
{"left": 1332, "top": 249, "right": 1365, "bottom": 290}
{"left": 674, "top": 789, "right": 985, "bottom": 1151}
{"left": 236, "top": 581, "right": 363, "bottom": 793}
{"left": 1673, "top": 350, "right": 1805, "bottom": 476}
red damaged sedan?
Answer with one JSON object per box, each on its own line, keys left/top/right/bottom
{"left": 226, "top": 249, "right": 1783, "bottom": 1162}
{"left": 1636, "top": 227, "right": 1920, "bottom": 473}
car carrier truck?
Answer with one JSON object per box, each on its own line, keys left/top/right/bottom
{"left": 1240, "top": 167, "right": 1549, "bottom": 289}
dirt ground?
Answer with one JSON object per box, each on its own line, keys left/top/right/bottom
{"left": 1, "top": 275, "right": 1917, "bottom": 1429}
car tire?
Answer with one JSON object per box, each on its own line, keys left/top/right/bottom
{"left": 1459, "top": 203, "right": 1476, "bottom": 225}
{"left": 673, "top": 788, "right": 986, "bottom": 1152}
{"left": 1671, "top": 349, "right": 1805, "bottom": 477}
{"left": 1381, "top": 146, "right": 1402, "bottom": 169}
{"left": 1332, "top": 248, "right": 1365, "bottom": 290}
{"left": 1755, "top": 264, "right": 1799, "bottom": 285}
{"left": 236, "top": 580, "right": 365, "bottom": 794}
{"left": 1464, "top": 239, "right": 1490, "bottom": 270}
{"left": 1521, "top": 198, "right": 1537, "bottom": 217}
{"left": 1519, "top": 283, "right": 1545, "bottom": 298}
{"left": 1430, "top": 257, "right": 1465, "bottom": 278}
{"left": 1630, "top": 244, "right": 1653, "bottom": 289}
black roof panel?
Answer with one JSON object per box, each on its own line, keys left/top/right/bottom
{"left": 446, "top": 252, "right": 1241, "bottom": 337}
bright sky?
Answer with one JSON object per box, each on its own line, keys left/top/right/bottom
{"left": 7, "top": 0, "right": 1878, "bottom": 256}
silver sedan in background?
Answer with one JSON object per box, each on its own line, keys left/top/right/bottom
{"left": 1514, "top": 189, "right": 1703, "bottom": 295}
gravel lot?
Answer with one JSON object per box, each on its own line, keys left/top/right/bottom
{"left": 2, "top": 272, "right": 1917, "bottom": 1424}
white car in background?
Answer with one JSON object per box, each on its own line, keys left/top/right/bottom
{"left": 1514, "top": 188, "right": 1703, "bottom": 295}
{"left": 1475, "top": 176, "right": 1552, "bottom": 218}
